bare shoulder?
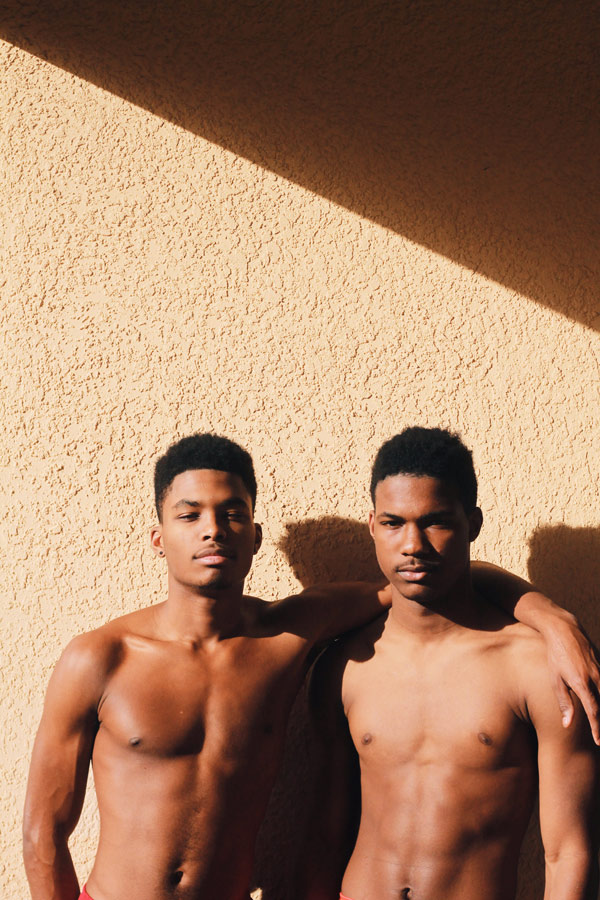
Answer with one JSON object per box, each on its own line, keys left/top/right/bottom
{"left": 495, "top": 619, "right": 547, "bottom": 657}
{"left": 243, "top": 593, "right": 271, "bottom": 621}
{"left": 54, "top": 604, "right": 163, "bottom": 694}
{"left": 497, "top": 621, "right": 550, "bottom": 676}
{"left": 481, "top": 620, "right": 548, "bottom": 678}
{"left": 242, "top": 594, "right": 295, "bottom": 638}
{"left": 494, "top": 622, "right": 577, "bottom": 729}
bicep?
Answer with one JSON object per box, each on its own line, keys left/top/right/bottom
{"left": 532, "top": 689, "right": 598, "bottom": 858}
{"left": 268, "top": 582, "right": 389, "bottom": 646}
{"left": 24, "top": 640, "right": 103, "bottom": 837}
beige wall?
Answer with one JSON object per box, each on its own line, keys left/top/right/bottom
{"left": 1, "top": 3, "right": 599, "bottom": 897}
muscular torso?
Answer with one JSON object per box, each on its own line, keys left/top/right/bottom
{"left": 86, "top": 605, "right": 310, "bottom": 900}
{"left": 340, "top": 615, "right": 539, "bottom": 900}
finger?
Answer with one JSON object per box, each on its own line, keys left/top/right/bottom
{"left": 553, "top": 677, "right": 574, "bottom": 729}
{"left": 588, "top": 662, "right": 600, "bottom": 695}
{"left": 569, "top": 678, "right": 600, "bottom": 746}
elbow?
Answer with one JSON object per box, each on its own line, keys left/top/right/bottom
{"left": 544, "top": 843, "right": 595, "bottom": 866}
{"left": 22, "top": 809, "right": 65, "bottom": 872}
{"left": 23, "top": 824, "right": 42, "bottom": 876}
{"left": 544, "top": 844, "right": 597, "bottom": 894}
{"left": 23, "top": 811, "right": 45, "bottom": 870}
{"left": 23, "top": 805, "right": 38, "bottom": 858}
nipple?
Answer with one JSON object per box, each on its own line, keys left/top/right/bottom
{"left": 478, "top": 732, "right": 492, "bottom": 746}
{"left": 129, "top": 737, "right": 141, "bottom": 746}
{"left": 361, "top": 733, "right": 373, "bottom": 745}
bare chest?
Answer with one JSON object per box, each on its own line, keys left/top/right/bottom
{"left": 96, "top": 637, "right": 303, "bottom": 760}
{"left": 344, "top": 645, "right": 531, "bottom": 772}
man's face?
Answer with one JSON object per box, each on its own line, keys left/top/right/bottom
{"left": 151, "top": 469, "right": 262, "bottom": 592}
{"left": 369, "top": 474, "right": 482, "bottom": 605}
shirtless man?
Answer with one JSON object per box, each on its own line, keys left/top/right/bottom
{"left": 23, "top": 433, "right": 600, "bottom": 900}
{"left": 301, "top": 427, "right": 599, "bottom": 900}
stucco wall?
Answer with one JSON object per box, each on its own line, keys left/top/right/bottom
{"left": 1, "top": 3, "right": 599, "bottom": 897}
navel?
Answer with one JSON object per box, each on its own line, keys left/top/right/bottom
{"left": 400, "top": 888, "right": 411, "bottom": 899}
{"left": 168, "top": 870, "right": 184, "bottom": 887}
{"left": 361, "top": 733, "right": 373, "bottom": 745}
{"left": 129, "top": 736, "right": 141, "bottom": 747}
{"left": 478, "top": 731, "right": 492, "bottom": 746}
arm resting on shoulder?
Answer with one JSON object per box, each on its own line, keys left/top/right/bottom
{"left": 472, "top": 561, "right": 600, "bottom": 743}
{"left": 269, "top": 561, "right": 600, "bottom": 739}
{"left": 23, "top": 634, "right": 106, "bottom": 900}
{"left": 264, "top": 580, "right": 390, "bottom": 645}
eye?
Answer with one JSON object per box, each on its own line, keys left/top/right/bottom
{"left": 226, "top": 511, "right": 248, "bottom": 521}
{"left": 179, "top": 513, "right": 199, "bottom": 521}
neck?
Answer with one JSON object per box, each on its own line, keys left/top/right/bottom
{"left": 159, "top": 576, "right": 248, "bottom": 643}
{"left": 388, "top": 567, "right": 481, "bottom": 637}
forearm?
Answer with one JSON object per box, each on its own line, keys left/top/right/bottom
{"left": 23, "top": 830, "right": 80, "bottom": 900}
{"left": 510, "top": 590, "right": 579, "bottom": 637}
{"left": 470, "top": 561, "right": 576, "bottom": 630}
{"left": 544, "top": 851, "right": 597, "bottom": 900}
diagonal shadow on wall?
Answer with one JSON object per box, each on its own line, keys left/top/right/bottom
{"left": 1, "top": 1, "right": 598, "bottom": 330}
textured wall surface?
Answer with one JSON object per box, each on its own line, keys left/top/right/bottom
{"left": 1, "top": 2, "right": 599, "bottom": 897}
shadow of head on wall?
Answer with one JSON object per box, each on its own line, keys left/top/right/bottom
{"left": 527, "top": 525, "right": 600, "bottom": 642}
{"left": 278, "top": 515, "right": 381, "bottom": 587}
{"left": 1, "top": 1, "right": 598, "bottom": 328}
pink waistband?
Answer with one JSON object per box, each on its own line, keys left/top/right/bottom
{"left": 79, "top": 886, "right": 94, "bottom": 900}
{"left": 340, "top": 894, "right": 354, "bottom": 900}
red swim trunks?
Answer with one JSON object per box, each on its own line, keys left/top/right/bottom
{"left": 79, "top": 887, "right": 93, "bottom": 900}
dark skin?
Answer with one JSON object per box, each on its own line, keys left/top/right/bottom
{"left": 23, "top": 469, "right": 600, "bottom": 900}
{"left": 300, "top": 475, "right": 599, "bottom": 900}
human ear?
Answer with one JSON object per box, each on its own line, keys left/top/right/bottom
{"left": 368, "top": 509, "right": 376, "bottom": 540}
{"left": 468, "top": 508, "right": 483, "bottom": 542}
{"left": 150, "top": 524, "right": 165, "bottom": 557}
{"left": 253, "top": 523, "right": 263, "bottom": 555}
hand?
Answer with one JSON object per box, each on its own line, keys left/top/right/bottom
{"left": 543, "top": 614, "right": 600, "bottom": 745}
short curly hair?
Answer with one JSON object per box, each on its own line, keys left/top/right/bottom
{"left": 370, "top": 427, "right": 477, "bottom": 512}
{"left": 154, "top": 433, "right": 257, "bottom": 519}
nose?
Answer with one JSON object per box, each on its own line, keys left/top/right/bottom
{"left": 399, "top": 522, "right": 428, "bottom": 556}
{"left": 201, "top": 511, "right": 226, "bottom": 541}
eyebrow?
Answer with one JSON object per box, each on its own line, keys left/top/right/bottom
{"left": 378, "top": 509, "right": 456, "bottom": 521}
{"left": 172, "top": 497, "right": 250, "bottom": 510}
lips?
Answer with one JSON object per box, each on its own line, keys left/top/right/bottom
{"left": 395, "top": 565, "right": 438, "bottom": 582}
{"left": 194, "top": 547, "right": 233, "bottom": 563}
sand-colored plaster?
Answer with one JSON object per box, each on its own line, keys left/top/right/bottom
{"left": 1, "top": 19, "right": 599, "bottom": 900}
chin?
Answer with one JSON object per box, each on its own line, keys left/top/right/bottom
{"left": 189, "top": 570, "right": 229, "bottom": 589}
{"left": 395, "top": 581, "right": 440, "bottom": 604}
